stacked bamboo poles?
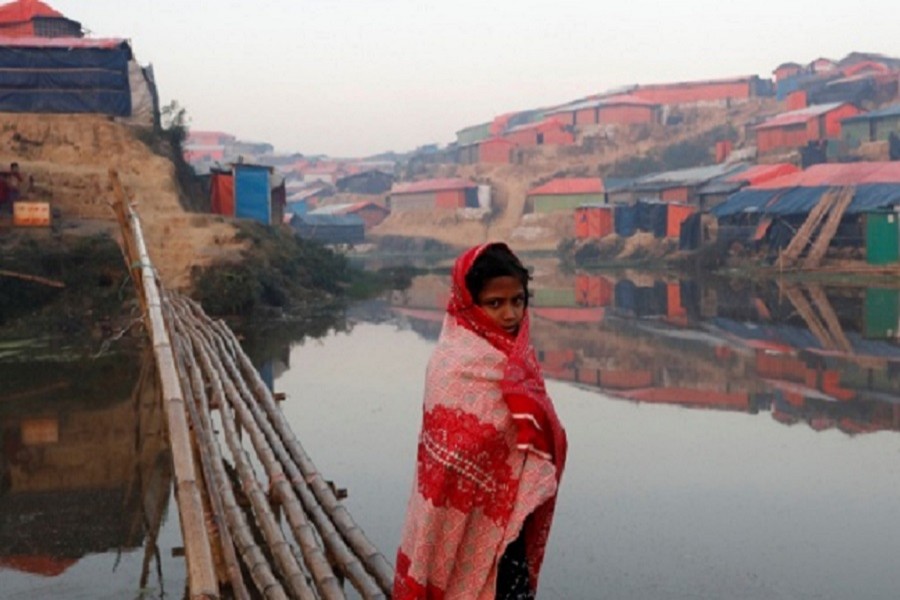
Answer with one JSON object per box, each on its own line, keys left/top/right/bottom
{"left": 109, "top": 170, "right": 219, "bottom": 600}
{"left": 171, "top": 294, "right": 391, "bottom": 599}
{"left": 111, "top": 171, "right": 394, "bottom": 599}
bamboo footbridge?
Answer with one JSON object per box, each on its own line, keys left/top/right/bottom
{"left": 110, "top": 171, "right": 394, "bottom": 599}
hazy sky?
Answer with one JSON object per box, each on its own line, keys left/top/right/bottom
{"left": 51, "top": 0, "right": 900, "bottom": 157}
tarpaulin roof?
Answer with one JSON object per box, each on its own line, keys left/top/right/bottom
{"left": 527, "top": 178, "right": 604, "bottom": 196}
{"left": 0, "top": 0, "right": 62, "bottom": 23}
{"left": 293, "top": 213, "right": 364, "bottom": 226}
{"left": 631, "top": 162, "right": 746, "bottom": 191}
{"left": 842, "top": 102, "right": 900, "bottom": 122}
{"left": 0, "top": 35, "right": 125, "bottom": 49}
{"left": 392, "top": 178, "right": 476, "bottom": 194}
{"left": 712, "top": 184, "right": 900, "bottom": 218}
{"left": 754, "top": 161, "right": 900, "bottom": 188}
{"left": 754, "top": 102, "right": 847, "bottom": 130}
{"left": 727, "top": 163, "right": 800, "bottom": 185}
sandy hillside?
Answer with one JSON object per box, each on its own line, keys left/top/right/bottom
{"left": 0, "top": 114, "right": 244, "bottom": 289}
{"left": 373, "top": 99, "right": 779, "bottom": 252}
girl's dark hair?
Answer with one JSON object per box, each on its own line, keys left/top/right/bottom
{"left": 465, "top": 243, "right": 531, "bottom": 305}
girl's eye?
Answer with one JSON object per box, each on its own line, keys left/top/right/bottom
{"left": 487, "top": 300, "right": 502, "bottom": 308}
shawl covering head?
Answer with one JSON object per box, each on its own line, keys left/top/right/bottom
{"left": 394, "top": 243, "right": 567, "bottom": 599}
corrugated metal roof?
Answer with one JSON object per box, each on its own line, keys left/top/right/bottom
{"left": 842, "top": 102, "right": 900, "bottom": 122}
{"left": 754, "top": 102, "right": 847, "bottom": 130}
{"left": 635, "top": 162, "right": 746, "bottom": 188}
{"left": 547, "top": 94, "right": 657, "bottom": 115}
{"left": 528, "top": 178, "right": 604, "bottom": 196}
{"left": 391, "top": 178, "right": 476, "bottom": 194}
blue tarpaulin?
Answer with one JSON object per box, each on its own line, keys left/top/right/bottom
{"left": 713, "top": 185, "right": 900, "bottom": 218}
{"left": 234, "top": 165, "right": 272, "bottom": 224}
{"left": 0, "top": 41, "right": 133, "bottom": 116}
{"left": 614, "top": 204, "right": 637, "bottom": 236}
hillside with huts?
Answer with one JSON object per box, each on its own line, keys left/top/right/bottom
{"left": 3, "top": 0, "right": 900, "bottom": 275}
{"left": 180, "top": 50, "right": 900, "bottom": 272}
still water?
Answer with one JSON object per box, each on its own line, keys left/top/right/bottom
{"left": 2, "top": 267, "right": 900, "bottom": 599}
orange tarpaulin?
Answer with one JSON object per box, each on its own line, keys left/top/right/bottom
{"left": 210, "top": 171, "right": 234, "bottom": 216}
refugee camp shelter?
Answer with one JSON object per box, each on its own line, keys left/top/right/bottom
{"left": 335, "top": 170, "right": 394, "bottom": 195}
{"left": 308, "top": 201, "right": 389, "bottom": 230}
{"left": 608, "top": 163, "right": 746, "bottom": 205}
{"left": 548, "top": 95, "right": 659, "bottom": 127}
{"left": 754, "top": 102, "right": 861, "bottom": 154}
{"left": 841, "top": 103, "right": 900, "bottom": 148}
{"left": 696, "top": 163, "right": 800, "bottom": 210}
{"left": 574, "top": 204, "right": 615, "bottom": 239}
{"left": 712, "top": 162, "right": 900, "bottom": 254}
{"left": 389, "top": 178, "right": 480, "bottom": 212}
{"left": 0, "top": 0, "right": 81, "bottom": 37}
{"left": 614, "top": 200, "right": 696, "bottom": 238}
{"left": 0, "top": 36, "right": 157, "bottom": 122}
{"left": 290, "top": 213, "right": 365, "bottom": 245}
{"left": 629, "top": 76, "right": 770, "bottom": 105}
{"left": 527, "top": 178, "right": 605, "bottom": 213}
{"left": 502, "top": 119, "right": 574, "bottom": 147}
{"left": 209, "top": 164, "right": 285, "bottom": 226}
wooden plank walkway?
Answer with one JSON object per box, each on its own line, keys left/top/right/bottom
{"left": 112, "top": 171, "right": 393, "bottom": 599}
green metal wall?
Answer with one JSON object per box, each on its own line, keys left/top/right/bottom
{"left": 841, "top": 121, "right": 869, "bottom": 148}
{"left": 874, "top": 115, "right": 900, "bottom": 142}
{"left": 533, "top": 194, "right": 605, "bottom": 214}
{"left": 863, "top": 288, "right": 899, "bottom": 339}
{"left": 456, "top": 122, "right": 491, "bottom": 146}
{"left": 865, "top": 212, "right": 900, "bottom": 265}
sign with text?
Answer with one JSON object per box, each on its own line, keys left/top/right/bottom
{"left": 13, "top": 201, "right": 51, "bottom": 227}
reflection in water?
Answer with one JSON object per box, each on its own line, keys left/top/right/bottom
{"left": 0, "top": 351, "right": 176, "bottom": 597}
{"left": 386, "top": 270, "right": 900, "bottom": 436}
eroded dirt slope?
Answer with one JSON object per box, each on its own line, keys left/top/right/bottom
{"left": 0, "top": 114, "right": 243, "bottom": 289}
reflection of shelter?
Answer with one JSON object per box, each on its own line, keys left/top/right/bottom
{"left": 289, "top": 213, "right": 365, "bottom": 245}
{"left": 335, "top": 170, "right": 394, "bottom": 195}
{"left": 0, "top": 355, "right": 171, "bottom": 578}
{"left": 308, "top": 201, "right": 389, "bottom": 230}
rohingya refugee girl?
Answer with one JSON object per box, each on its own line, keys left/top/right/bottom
{"left": 394, "top": 242, "right": 567, "bottom": 600}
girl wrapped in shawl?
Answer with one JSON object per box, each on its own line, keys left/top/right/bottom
{"left": 394, "top": 243, "right": 567, "bottom": 600}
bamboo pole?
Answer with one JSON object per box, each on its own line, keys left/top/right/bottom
{"left": 0, "top": 269, "right": 65, "bottom": 288}
{"left": 174, "top": 310, "right": 319, "bottom": 600}
{"left": 169, "top": 318, "right": 253, "bottom": 600}
{"left": 170, "top": 304, "right": 290, "bottom": 600}
{"left": 181, "top": 298, "right": 392, "bottom": 596}
{"left": 176, "top": 304, "right": 348, "bottom": 600}
{"left": 109, "top": 171, "right": 219, "bottom": 600}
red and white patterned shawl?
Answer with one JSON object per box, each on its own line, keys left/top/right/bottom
{"left": 394, "top": 243, "right": 567, "bottom": 599}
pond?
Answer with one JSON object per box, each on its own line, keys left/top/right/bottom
{"left": 2, "top": 266, "right": 900, "bottom": 599}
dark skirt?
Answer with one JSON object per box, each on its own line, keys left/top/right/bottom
{"left": 496, "top": 529, "right": 534, "bottom": 600}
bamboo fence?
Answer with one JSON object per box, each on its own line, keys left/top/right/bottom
{"left": 111, "top": 171, "right": 393, "bottom": 599}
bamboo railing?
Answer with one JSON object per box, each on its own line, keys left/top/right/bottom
{"left": 111, "top": 171, "right": 393, "bottom": 599}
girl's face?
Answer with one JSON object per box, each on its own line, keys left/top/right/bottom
{"left": 476, "top": 275, "right": 526, "bottom": 335}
